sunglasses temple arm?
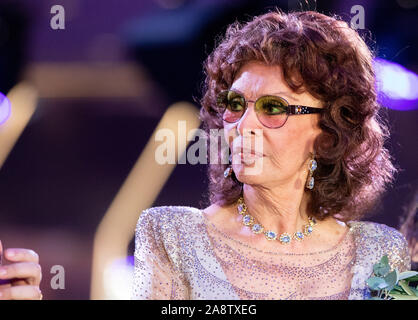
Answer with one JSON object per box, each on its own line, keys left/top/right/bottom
{"left": 288, "top": 105, "right": 323, "bottom": 114}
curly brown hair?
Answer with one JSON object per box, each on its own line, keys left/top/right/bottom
{"left": 199, "top": 9, "right": 397, "bottom": 222}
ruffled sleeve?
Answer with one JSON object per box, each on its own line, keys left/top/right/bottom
{"left": 386, "top": 228, "right": 412, "bottom": 273}
{"left": 131, "top": 208, "right": 189, "bottom": 299}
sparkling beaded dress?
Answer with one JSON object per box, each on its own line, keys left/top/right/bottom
{"left": 131, "top": 206, "right": 411, "bottom": 300}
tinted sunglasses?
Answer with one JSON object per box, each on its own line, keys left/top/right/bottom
{"left": 216, "top": 90, "right": 323, "bottom": 129}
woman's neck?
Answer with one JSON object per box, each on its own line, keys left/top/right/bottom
{"left": 242, "top": 180, "right": 311, "bottom": 236}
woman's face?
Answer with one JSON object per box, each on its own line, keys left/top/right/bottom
{"left": 223, "top": 61, "right": 323, "bottom": 188}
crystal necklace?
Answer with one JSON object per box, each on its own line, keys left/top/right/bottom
{"left": 236, "top": 196, "right": 317, "bottom": 245}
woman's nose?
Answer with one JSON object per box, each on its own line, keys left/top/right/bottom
{"left": 236, "top": 102, "right": 262, "bottom": 136}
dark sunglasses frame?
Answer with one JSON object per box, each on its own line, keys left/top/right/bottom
{"left": 217, "top": 89, "right": 323, "bottom": 128}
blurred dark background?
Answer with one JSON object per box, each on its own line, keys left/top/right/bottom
{"left": 0, "top": 0, "right": 417, "bottom": 299}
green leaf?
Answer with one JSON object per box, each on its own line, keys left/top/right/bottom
{"left": 389, "top": 285, "right": 404, "bottom": 295}
{"left": 398, "top": 271, "right": 418, "bottom": 281}
{"left": 384, "top": 270, "right": 398, "bottom": 292}
{"left": 373, "top": 256, "right": 390, "bottom": 277}
{"left": 406, "top": 275, "right": 418, "bottom": 282}
{"left": 393, "top": 284, "right": 403, "bottom": 291}
{"left": 388, "top": 293, "right": 418, "bottom": 300}
{"left": 380, "top": 255, "right": 389, "bottom": 265}
{"left": 374, "top": 265, "right": 390, "bottom": 277}
{"left": 399, "top": 280, "right": 415, "bottom": 296}
{"left": 367, "top": 277, "right": 388, "bottom": 291}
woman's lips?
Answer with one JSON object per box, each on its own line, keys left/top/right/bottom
{"left": 233, "top": 148, "right": 265, "bottom": 158}
{"left": 232, "top": 148, "right": 264, "bottom": 164}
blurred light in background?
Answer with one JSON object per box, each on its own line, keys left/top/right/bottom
{"left": 0, "top": 83, "right": 38, "bottom": 169}
{"left": 374, "top": 58, "right": 418, "bottom": 110}
{"left": 103, "top": 256, "right": 134, "bottom": 299}
{"left": 0, "top": 92, "right": 11, "bottom": 125}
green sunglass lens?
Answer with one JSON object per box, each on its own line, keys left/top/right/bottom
{"left": 257, "top": 96, "right": 288, "bottom": 128}
{"left": 219, "top": 91, "right": 245, "bottom": 123}
{"left": 258, "top": 97, "right": 287, "bottom": 115}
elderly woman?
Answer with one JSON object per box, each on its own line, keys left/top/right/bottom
{"left": 132, "top": 10, "right": 411, "bottom": 300}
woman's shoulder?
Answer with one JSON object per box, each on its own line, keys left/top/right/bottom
{"left": 347, "top": 220, "right": 411, "bottom": 271}
{"left": 135, "top": 204, "right": 204, "bottom": 232}
{"left": 348, "top": 220, "right": 406, "bottom": 244}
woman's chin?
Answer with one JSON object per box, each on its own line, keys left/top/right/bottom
{"left": 233, "top": 164, "right": 265, "bottom": 184}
